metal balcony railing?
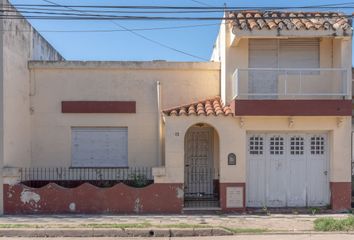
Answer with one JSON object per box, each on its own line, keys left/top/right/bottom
{"left": 232, "top": 68, "right": 349, "bottom": 100}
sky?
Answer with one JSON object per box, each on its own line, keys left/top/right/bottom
{"left": 9, "top": 0, "right": 353, "bottom": 62}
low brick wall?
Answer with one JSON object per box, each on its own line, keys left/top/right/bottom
{"left": 4, "top": 183, "right": 184, "bottom": 214}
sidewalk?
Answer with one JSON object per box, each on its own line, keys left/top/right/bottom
{"left": 0, "top": 214, "right": 350, "bottom": 237}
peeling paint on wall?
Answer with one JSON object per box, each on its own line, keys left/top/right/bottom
{"left": 5, "top": 183, "right": 184, "bottom": 214}
{"left": 134, "top": 198, "right": 142, "bottom": 213}
{"left": 176, "top": 187, "right": 184, "bottom": 199}
{"left": 20, "top": 190, "right": 40, "bottom": 204}
{"left": 69, "top": 202, "right": 76, "bottom": 212}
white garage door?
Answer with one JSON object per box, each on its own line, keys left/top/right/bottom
{"left": 247, "top": 133, "right": 329, "bottom": 207}
{"left": 72, "top": 127, "right": 128, "bottom": 167}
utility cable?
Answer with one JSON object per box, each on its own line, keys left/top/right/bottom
{"left": 39, "top": 0, "right": 208, "bottom": 61}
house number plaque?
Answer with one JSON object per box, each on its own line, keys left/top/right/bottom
{"left": 228, "top": 153, "right": 236, "bottom": 165}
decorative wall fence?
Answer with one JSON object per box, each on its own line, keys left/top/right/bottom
{"left": 4, "top": 167, "right": 183, "bottom": 214}
{"left": 20, "top": 167, "right": 153, "bottom": 188}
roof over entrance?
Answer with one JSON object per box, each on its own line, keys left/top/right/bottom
{"left": 228, "top": 11, "right": 352, "bottom": 33}
{"left": 163, "top": 96, "right": 233, "bottom": 117}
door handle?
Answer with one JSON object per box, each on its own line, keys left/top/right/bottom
{"left": 324, "top": 171, "right": 328, "bottom": 176}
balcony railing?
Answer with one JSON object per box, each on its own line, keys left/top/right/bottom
{"left": 232, "top": 68, "right": 349, "bottom": 100}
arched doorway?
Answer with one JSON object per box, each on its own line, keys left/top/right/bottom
{"left": 184, "top": 123, "right": 220, "bottom": 208}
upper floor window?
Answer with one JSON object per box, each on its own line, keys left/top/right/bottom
{"left": 249, "top": 38, "right": 320, "bottom": 69}
{"left": 279, "top": 39, "right": 319, "bottom": 69}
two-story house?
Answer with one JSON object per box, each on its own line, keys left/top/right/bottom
{"left": 2, "top": 7, "right": 352, "bottom": 214}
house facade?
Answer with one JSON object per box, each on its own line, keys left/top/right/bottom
{"left": 1, "top": 5, "right": 352, "bottom": 214}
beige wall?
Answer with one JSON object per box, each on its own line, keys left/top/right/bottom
{"left": 159, "top": 116, "right": 351, "bottom": 184}
{"left": 1, "top": 0, "right": 63, "bottom": 168}
{"left": 211, "top": 21, "right": 249, "bottom": 103}
{"left": 28, "top": 61, "right": 220, "bottom": 168}
{"left": 0, "top": 0, "right": 62, "bottom": 214}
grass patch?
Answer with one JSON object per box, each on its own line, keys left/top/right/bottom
{"left": 314, "top": 216, "right": 354, "bottom": 231}
{"left": 81, "top": 222, "right": 152, "bottom": 229}
{"left": 0, "top": 224, "right": 39, "bottom": 228}
{"left": 222, "top": 227, "right": 268, "bottom": 234}
{"left": 157, "top": 223, "right": 211, "bottom": 228}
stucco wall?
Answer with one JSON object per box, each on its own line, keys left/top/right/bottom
{"left": 161, "top": 116, "right": 351, "bottom": 184}
{"left": 28, "top": 61, "right": 220, "bottom": 168}
{"left": 1, "top": 0, "right": 63, "bottom": 168}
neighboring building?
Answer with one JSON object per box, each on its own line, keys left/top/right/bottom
{"left": 1, "top": 5, "right": 353, "bottom": 214}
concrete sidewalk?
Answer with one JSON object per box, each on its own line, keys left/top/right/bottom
{"left": 0, "top": 214, "right": 350, "bottom": 233}
{"left": 4, "top": 235, "right": 354, "bottom": 240}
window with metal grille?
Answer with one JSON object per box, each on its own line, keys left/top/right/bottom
{"left": 290, "top": 136, "right": 304, "bottom": 155}
{"left": 249, "top": 136, "right": 263, "bottom": 155}
{"left": 310, "top": 136, "right": 325, "bottom": 155}
{"left": 270, "top": 136, "right": 284, "bottom": 155}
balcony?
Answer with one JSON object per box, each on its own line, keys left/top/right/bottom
{"left": 232, "top": 68, "right": 349, "bottom": 100}
{"left": 231, "top": 68, "right": 352, "bottom": 116}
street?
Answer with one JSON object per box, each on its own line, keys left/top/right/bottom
{"left": 2, "top": 234, "right": 354, "bottom": 240}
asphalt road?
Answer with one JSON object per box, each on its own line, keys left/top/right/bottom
{"left": 2, "top": 234, "right": 354, "bottom": 240}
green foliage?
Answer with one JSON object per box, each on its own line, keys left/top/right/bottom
{"left": 314, "top": 216, "right": 354, "bottom": 231}
{"left": 309, "top": 207, "right": 320, "bottom": 215}
{"left": 222, "top": 227, "right": 268, "bottom": 234}
{"left": 157, "top": 223, "right": 211, "bottom": 228}
{"left": 0, "top": 224, "right": 38, "bottom": 228}
{"left": 129, "top": 173, "right": 150, "bottom": 188}
{"left": 82, "top": 222, "right": 152, "bottom": 229}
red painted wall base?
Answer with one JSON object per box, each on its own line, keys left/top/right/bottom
{"left": 330, "top": 182, "right": 352, "bottom": 211}
{"left": 4, "top": 183, "right": 183, "bottom": 214}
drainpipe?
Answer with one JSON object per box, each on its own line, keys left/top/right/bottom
{"left": 156, "top": 81, "right": 162, "bottom": 167}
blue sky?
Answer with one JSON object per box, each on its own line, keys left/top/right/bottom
{"left": 9, "top": 0, "right": 352, "bottom": 61}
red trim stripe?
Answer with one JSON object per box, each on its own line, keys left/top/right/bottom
{"left": 62, "top": 101, "right": 136, "bottom": 113}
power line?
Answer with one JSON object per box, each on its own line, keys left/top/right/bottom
{"left": 4, "top": 3, "right": 354, "bottom": 10}
{"left": 0, "top": 23, "right": 221, "bottom": 33}
{"left": 1, "top": 13, "right": 353, "bottom": 21}
{"left": 19, "top": 5, "right": 340, "bottom": 14}
{"left": 6, "top": 6, "right": 235, "bottom": 14}
{"left": 39, "top": 0, "right": 208, "bottom": 61}
{"left": 189, "top": 0, "right": 213, "bottom": 7}
{"left": 8, "top": 6, "right": 354, "bottom": 15}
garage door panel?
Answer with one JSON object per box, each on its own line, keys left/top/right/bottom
{"left": 287, "top": 135, "right": 307, "bottom": 207}
{"left": 267, "top": 135, "right": 287, "bottom": 207}
{"left": 247, "top": 132, "right": 329, "bottom": 208}
{"left": 247, "top": 135, "right": 266, "bottom": 207}
{"left": 307, "top": 135, "right": 329, "bottom": 206}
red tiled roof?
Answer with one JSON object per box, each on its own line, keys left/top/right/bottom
{"left": 228, "top": 11, "right": 352, "bottom": 32}
{"left": 163, "top": 96, "right": 233, "bottom": 117}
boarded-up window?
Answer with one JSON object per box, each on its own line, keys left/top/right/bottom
{"left": 71, "top": 127, "right": 128, "bottom": 167}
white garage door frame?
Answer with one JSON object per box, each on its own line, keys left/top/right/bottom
{"left": 246, "top": 131, "right": 330, "bottom": 208}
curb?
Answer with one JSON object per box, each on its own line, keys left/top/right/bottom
{"left": 1, "top": 228, "right": 354, "bottom": 237}
{"left": 0, "top": 228, "right": 233, "bottom": 238}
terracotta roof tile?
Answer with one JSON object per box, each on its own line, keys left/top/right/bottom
{"left": 228, "top": 11, "right": 352, "bottom": 33}
{"left": 163, "top": 96, "right": 233, "bottom": 117}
